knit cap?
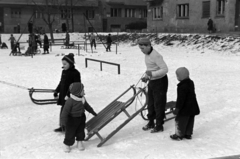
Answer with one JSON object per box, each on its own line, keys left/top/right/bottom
{"left": 62, "top": 53, "right": 75, "bottom": 64}
{"left": 137, "top": 38, "right": 151, "bottom": 45}
{"left": 69, "top": 82, "right": 84, "bottom": 97}
{"left": 176, "top": 67, "right": 190, "bottom": 81}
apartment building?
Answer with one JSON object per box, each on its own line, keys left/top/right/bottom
{"left": 0, "top": 0, "right": 102, "bottom": 33}
{"left": 146, "top": 0, "right": 239, "bottom": 33}
{"left": 99, "top": 0, "right": 148, "bottom": 32}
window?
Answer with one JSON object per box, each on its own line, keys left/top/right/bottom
{"left": 35, "top": 10, "right": 42, "bottom": 19}
{"left": 139, "top": 9, "right": 147, "bottom": 18}
{"left": 61, "top": 9, "right": 71, "bottom": 19}
{"left": 86, "top": 10, "right": 95, "bottom": 19}
{"left": 11, "top": 8, "right": 21, "bottom": 18}
{"left": 177, "top": 4, "right": 189, "bottom": 18}
{"left": 216, "top": 0, "right": 225, "bottom": 16}
{"left": 111, "top": 8, "right": 122, "bottom": 17}
{"left": 202, "top": 1, "right": 210, "bottom": 18}
{"left": 152, "top": 6, "right": 163, "bottom": 20}
{"left": 125, "top": 9, "right": 135, "bottom": 18}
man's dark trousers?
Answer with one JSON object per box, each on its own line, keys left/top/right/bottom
{"left": 147, "top": 75, "right": 168, "bottom": 126}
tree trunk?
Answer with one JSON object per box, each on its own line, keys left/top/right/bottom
{"left": 49, "top": 24, "right": 54, "bottom": 43}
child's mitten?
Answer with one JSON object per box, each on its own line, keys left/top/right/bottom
{"left": 173, "top": 108, "right": 179, "bottom": 115}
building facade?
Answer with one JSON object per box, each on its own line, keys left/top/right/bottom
{"left": 0, "top": 0, "right": 148, "bottom": 33}
{"left": 99, "top": 0, "right": 148, "bottom": 32}
{"left": 146, "top": 0, "right": 240, "bottom": 33}
{"left": 0, "top": 0, "right": 102, "bottom": 33}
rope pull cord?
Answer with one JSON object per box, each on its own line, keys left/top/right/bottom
{"left": 0, "top": 80, "right": 29, "bottom": 90}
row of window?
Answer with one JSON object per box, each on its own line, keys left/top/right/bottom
{"left": 152, "top": 0, "right": 226, "bottom": 20}
{"left": 110, "top": 8, "right": 147, "bottom": 18}
{"left": 11, "top": 8, "right": 147, "bottom": 19}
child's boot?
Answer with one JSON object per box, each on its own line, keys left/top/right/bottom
{"left": 64, "top": 145, "right": 71, "bottom": 153}
{"left": 77, "top": 141, "right": 85, "bottom": 151}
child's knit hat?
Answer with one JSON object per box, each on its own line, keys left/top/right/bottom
{"left": 69, "top": 82, "right": 84, "bottom": 97}
{"left": 176, "top": 67, "right": 190, "bottom": 81}
{"left": 62, "top": 53, "right": 75, "bottom": 65}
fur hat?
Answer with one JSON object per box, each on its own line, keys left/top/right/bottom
{"left": 137, "top": 38, "right": 151, "bottom": 45}
{"left": 176, "top": 67, "right": 190, "bottom": 81}
{"left": 62, "top": 53, "right": 75, "bottom": 65}
{"left": 69, "top": 82, "right": 84, "bottom": 97}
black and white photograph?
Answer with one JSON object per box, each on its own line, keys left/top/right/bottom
{"left": 0, "top": 0, "right": 240, "bottom": 159}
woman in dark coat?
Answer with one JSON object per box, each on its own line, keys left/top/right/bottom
{"left": 54, "top": 53, "right": 81, "bottom": 132}
{"left": 43, "top": 34, "right": 49, "bottom": 54}
{"left": 207, "top": 18, "right": 214, "bottom": 33}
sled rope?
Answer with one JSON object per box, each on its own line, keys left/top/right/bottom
{"left": 0, "top": 80, "right": 29, "bottom": 90}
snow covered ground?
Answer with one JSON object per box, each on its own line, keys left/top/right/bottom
{"left": 1, "top": 33, "right": 240, "bottom": 159}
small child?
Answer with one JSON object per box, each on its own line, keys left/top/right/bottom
{"left": 61, "top": 82, "right": 97, "bottom": 152}
{"left": 170, "top": 67, "right": 200, "bottom": 141}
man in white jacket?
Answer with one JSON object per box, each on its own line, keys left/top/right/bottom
{"left": 139, "top": 38, "right": 168, "bottom": 133}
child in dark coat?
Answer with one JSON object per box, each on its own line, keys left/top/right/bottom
{"left": 54, "top": 53, "right": 81, "bottom": 132}
{"left": 170, "top": 67, "right": 200, "bottom": 141}
{"left": 61, "top": 82, "right": 97, "bottom": 152}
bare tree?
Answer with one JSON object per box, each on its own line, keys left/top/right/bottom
{"left": 31, "top": 0, "right": 65, "bottom": 43}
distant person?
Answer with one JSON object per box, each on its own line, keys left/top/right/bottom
{"left": 53, "top": 53, "right": 81, "bottom": 133}
{"left": 170, "top": 67, "right": 200, "bottom": 141}
{"left": 28, "top": 21, "right": 33, "bottom": 33}
{"left": 106, "top": 34, "right": 112, "bottom": 52}
{"left": 8, "top": 34, "right": 16, "bottom": 52}
{"left": 89, "top": 32, "right": 96, "bottom": 50}
{"left": 17, "top": 23, "right": 21, "bottom": 33}
{"left": 43, "top": 33, "right": 49, "bottom": 54}
{"left": 1, "top": 42, "right": 8, "bottom": 49}
{"left": 207, "top": 18, "right": 214, "bottom": 34}
{"left": 61, "top": 82, "right": 97, "bottom": 152}
{"left": 65, "top": 32, "right": 70, "bottom": 47}
{"left": 62, "top": 23, "right": 67, "bottom": 32}
{"left": 35, "top": 34, "right": 42, "bottom": 48}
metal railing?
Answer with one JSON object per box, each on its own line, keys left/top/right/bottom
{"left": 85, "top": 58, "right": 120, "bottom": 74}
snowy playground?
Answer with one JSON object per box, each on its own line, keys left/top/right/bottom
{"left": 1, "top": 33, "right": 240, "bottom": 159}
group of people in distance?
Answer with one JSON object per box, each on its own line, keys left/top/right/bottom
{"left": 88, "top": 32, "right": 112, "bottom": 52}
{"left": 7, "top": 33, "right": 50, "bottom": 55}
{"left": 52, "top": 37, "right": 200, "bottom": 153}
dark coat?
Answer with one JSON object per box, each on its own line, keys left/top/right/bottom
{"left": 207, "top": 19, "right": 213, "bottom": 31}
{"left": 106, "top": 36, "right": 112, "bottom": 44}
{"left": 55, "top": 67, "right": 81, "bottom": 106}
{"left": 175, "top": 78, "right": 200, "bottom": 116}
{"left": 43, "top": 35, "right": 49, "bottom": 50}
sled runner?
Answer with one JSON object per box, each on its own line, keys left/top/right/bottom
{"left": 29, "top": 88, "right": 57, "bottom": 105}
{"left": 140, "top": 101, "right": 176, "bottom": 122}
